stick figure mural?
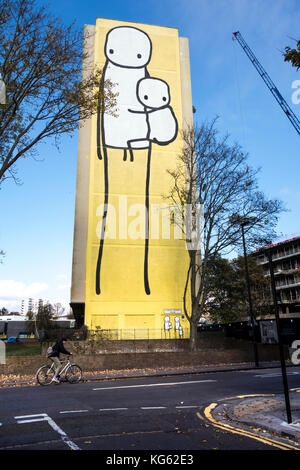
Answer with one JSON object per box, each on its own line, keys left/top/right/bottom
{"left": 96, "top": 26, "right": 178, "bottom": 296}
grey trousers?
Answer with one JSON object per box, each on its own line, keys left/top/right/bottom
{"left": 51, "top": 356, "right": 62, "bottom": 377}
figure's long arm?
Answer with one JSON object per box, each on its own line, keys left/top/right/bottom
{"left": 128, "top": 108, "right": 146, "bottom": 114}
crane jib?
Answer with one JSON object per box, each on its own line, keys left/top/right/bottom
{"left": 233, "top": 31, "right": 300, "bottom": 136}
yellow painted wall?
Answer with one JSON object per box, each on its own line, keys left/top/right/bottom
{"left": 84, "top": 18, "right": 190, "bottom": 338}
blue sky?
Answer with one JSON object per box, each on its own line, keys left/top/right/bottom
{"left": 0, "top": 0, "right": 299, "bottom": 312}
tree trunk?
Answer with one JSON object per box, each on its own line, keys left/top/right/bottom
{"left": 189, "top": 320, "right": 198, "bottom": 351}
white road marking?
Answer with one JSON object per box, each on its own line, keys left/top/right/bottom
{"left": 254, "top": 372, "right": 300, "bottom": 378}
{"left": 99, "top": 408, "right": 128, "bottom": 411}
{"left": 15, "top": 413, "right": 80, "bottom": 450}
{"left": 93, "top": 379, "right": 216, "bottom": 391}
{"left": 141, "top": 406, "right": 166, "bottom": 410}
{"left": 60, "top": 410, "right": 89, "bottom": 414}
{"left": 176, "top": 405, "right": 199, "bottom": 409}
{"left": 15, "top": 413, "right": 48, "bottom": 424}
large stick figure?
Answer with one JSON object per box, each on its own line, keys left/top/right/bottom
{"left": 96, "top": 26, "right": 178, "bottom": 296}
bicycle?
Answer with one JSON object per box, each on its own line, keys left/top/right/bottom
{"left": 36, "top": 356, "right": 82, "bottom": 386}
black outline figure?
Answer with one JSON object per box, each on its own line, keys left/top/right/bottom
{"left": 127, "top": 77, "right": 178, "bottom": 153}
{"left": 96, "top": 26, "right": 178, "bottom": 296}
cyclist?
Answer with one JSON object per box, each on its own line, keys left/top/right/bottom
{"left": 48, "top": 337, "right": 72, "bottom": 383}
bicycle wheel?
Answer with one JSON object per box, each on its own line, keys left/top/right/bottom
{"left": 36, "top": 365, "right": 55, "bottom": 386}
{"left": 65, "top": 364, "right": 82, "bottom": 384}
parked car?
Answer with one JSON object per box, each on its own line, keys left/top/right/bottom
{"left": 4, "top": 336, "right": 17, "bottom": 343}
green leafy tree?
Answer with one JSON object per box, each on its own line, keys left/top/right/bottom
{"left": 35, "top": 302, "right": 54, "bottom": 336}
{"left": 284, "top": 39, "right": 300, "bottom": 70}
{"left": 204, "top": 255, "right": 242, "bottom": 323}
{"left": 233, "top": 255, "right": 271, "bottom": 319}
{"left": 206, "top": 254, "right": 271, "bottom": 323}
{"left": 25, "top": 309, "right": 35, "bottom": 335}
{"left": 26, "top": 302, "right": 55, "bottom": 339}
{"left": 0, "top": 0, "right": 117, "bottom": 185}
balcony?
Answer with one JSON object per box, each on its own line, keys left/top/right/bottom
{"left": 275, "top": 281, "right": 300, "bottom": 290}
{"left": 279, "top": 297, "right": 300, "bottom": 304}
{"left": 273, "top": 268, "right": 300, "bottom": 275}
{"left": 258, "top": 249, "right": 300, "bottom": 264}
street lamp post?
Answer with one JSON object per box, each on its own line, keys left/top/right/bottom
{"left": 266, "top": 246, "right": 292, "bottom": 424}
{"left": 240, "top": 222, "right": 259, "bottom": 368}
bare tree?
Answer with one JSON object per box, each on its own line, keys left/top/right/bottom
{"left": 0, "top": 0, "right": 117, "bottom": 185}
{"left": 166, "top": 118, "right": 285, "bottom": 350}
{"left": 53, "top": 302, "right": 65, "bottom": 317}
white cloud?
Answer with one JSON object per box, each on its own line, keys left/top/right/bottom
{"left": 57, "top": 283, "right": 71, "bottom": 291}
{"left": 56, "top": 274, "right": 68, "bottom": 281}
{"left": 0, "top": 280, "right": 48, "bottom": 301}
{"left": 0, "top": 280, "right": 48, "bottom": 312}
{"left": 0, "top": 299, "right": 20, "bottom": 312}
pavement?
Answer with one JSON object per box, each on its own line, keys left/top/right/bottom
{"left": 1, "top": 360, "right": 300, "bottom": 445}
{"left": 214, "top": 392, "right": 300, "bottom": 444}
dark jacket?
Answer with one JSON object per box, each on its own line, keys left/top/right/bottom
{"left": 49, "top": 339, "right": 71, "bottom": 358}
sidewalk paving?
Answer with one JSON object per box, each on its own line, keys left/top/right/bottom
{"left": 1, "top": 360, "right": 299, "bottom": 444}
{"left": 210, "top": 392, "right": 300, "bottom": 444}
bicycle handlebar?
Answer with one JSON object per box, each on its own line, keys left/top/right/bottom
{"left": 61, "top": 355, "right": 72, "bottom": 362}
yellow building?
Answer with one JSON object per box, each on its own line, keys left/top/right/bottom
{"left": 71, "top": 18, "right": 193, "bottom": 339}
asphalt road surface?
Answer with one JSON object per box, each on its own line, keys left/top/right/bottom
{"left": 0, "top": 367, "right": 300, "bottom": 454}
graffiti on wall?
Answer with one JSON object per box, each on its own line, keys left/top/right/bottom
{"left": 164, "top": 315, "right": 183, "bottom": 336}
{"left": 164, "top": 316, "right": 172, "bottom": 331}
{"left": 96, "top": 26, "right": 178, "bottom": 296}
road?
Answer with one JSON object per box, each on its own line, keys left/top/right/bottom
{"left": 0, "top": 367, "right": 300, "bottom": 454}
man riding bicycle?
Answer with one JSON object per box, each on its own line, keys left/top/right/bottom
{"left": 48, "top": 337, "right": 72, "bottom": 383}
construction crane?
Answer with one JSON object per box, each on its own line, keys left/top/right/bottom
{"left": 233, "top": 31, "right": 300, "bottom": 136}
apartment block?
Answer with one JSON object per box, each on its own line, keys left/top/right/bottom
{"left": 254, "top": 236, "right": 300, "bottom": 316}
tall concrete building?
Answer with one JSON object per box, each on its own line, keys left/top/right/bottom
{"left": 254, "top": 236, "right": 300, "bottom": 316}
{"left": 70, "top": 19, "right": 193, "bottom": 338}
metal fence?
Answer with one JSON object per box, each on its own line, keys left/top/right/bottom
{"left": 85, "top": 328, "right": 190, "bottom": 341}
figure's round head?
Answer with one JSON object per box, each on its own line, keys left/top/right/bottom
{"left": 105, "top": 26, "right": 152, "bottom": 68}
{"left": 137, "top": 78, "right": 170, "bottom": 109}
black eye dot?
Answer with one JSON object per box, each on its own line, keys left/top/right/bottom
{"left": 144, "top": 95, "right": 148, "bottom": 100}
{"left": 162, "top": 97, "right": 167, "bottom": 101}
{"left": 109, "top": 49, "right": 114, "bottom": 54}
{"left": 137, "top": 53, "right": 142, "bottom": 58}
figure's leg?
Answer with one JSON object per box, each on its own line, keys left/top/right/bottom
{"left": 96, "top": 91, "right": 104, "bottom": 160}
{"left": 127, "top": 141, "right": 135, "bottom": 162}
{"left": 127, "top": 140, "right": 150, "bottom": 162}
{"left": 96, "top": 145, "right": 109, "bottom": 295}
{"left": 123, "top": 149, "right": 127, "bottom": 161}
{"left": 96, "top": 68, "right": 109, "bottom": 293}
{"left": 144, "top": 143, "right": 152, "bottom": 295}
